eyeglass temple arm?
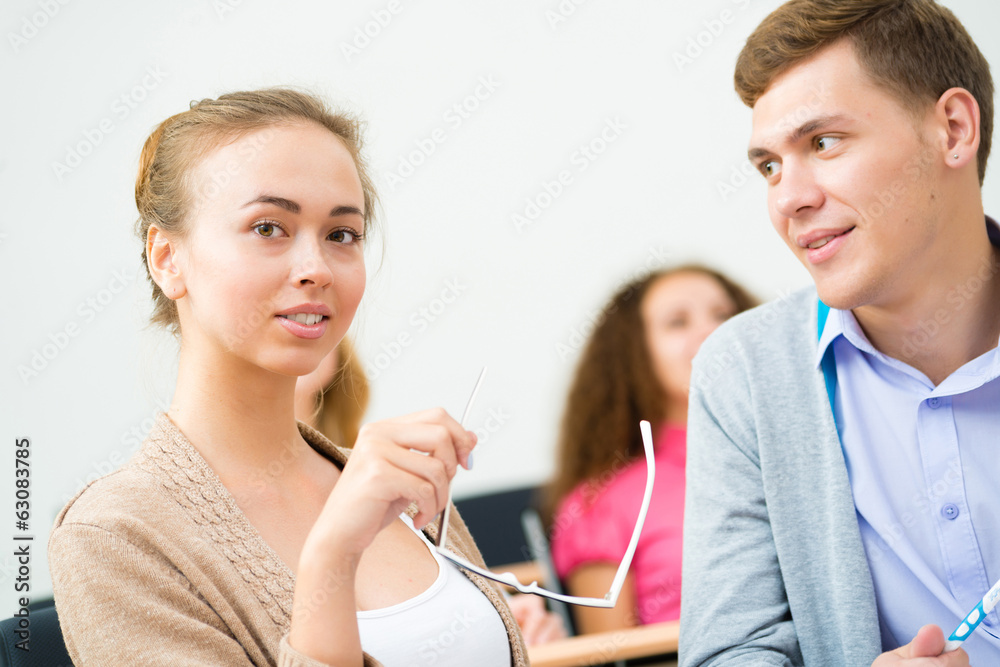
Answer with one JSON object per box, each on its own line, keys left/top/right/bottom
{"left": 438, "top": 366, "right": 488, "bottom": 550}
{"left": 436, "top": 548, "right": 622, "bottom": 608}
{"left": 437, "top": 419, "right": 656, "bottom": 609}
{"left": 604, "top": 419, "right": 656, "bottom": 603}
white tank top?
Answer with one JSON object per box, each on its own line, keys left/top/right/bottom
{"left": 356, "top": 514, "right": 513, "bottom": 666}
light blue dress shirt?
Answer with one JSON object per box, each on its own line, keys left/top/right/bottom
{"left": 816, "top": 218, "right": 1000, "bottom": 663}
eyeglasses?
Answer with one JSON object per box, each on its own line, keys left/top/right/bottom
{"left": 435, "top": 367, "right": 656, "bottom": 608}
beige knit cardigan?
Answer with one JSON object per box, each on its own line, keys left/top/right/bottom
{"left": 49, "top": 412, "right": 529, "bottom": 666}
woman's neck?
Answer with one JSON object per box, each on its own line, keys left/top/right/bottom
{"left": 663, "top": 398, "right": 688, "bottom": 426}
{"left": 167, "top": 339, "right": 315, "bottom": 484}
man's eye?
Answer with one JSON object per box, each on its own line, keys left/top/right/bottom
{"left": 816, "top": 136, "right": 840, "bottom": 151}
{"left": 762, "top": 160, "right": 781, "bottom": 177}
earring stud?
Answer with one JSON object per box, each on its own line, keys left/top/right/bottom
{"left": 954, "top": 154, "right": 960, "bottom": 159}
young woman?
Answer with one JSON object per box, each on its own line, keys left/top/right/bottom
{"left": 546, "top": 266, "right": 757, "bottom": 634}
{"left": 48, "top": 89, "right": 528, "bottom": 666}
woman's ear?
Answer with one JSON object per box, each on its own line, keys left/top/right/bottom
{"left": 146, "top": 225, "right": 187, "bottom": 300}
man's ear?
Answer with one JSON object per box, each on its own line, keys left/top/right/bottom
{"left": 935, "top": 87, "right": 981, "bottom": 171}
{"left": 146, "top": 225, "right": 186, "bottom": 300}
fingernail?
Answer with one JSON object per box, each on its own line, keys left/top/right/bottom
{"left": 466, "top": 451, "right": 475, "bottom": 470}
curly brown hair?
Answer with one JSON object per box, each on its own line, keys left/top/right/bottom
{"left": 544, "top": 265, "right": 757, "bottom": 518}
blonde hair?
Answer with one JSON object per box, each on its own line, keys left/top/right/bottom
{"left": 134, "top": 87, "right": 380, "bottom": 333}
{"left": 308, "top": 337, "right": 370, "bottom": 448}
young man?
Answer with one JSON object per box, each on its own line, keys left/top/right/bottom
{"left": 680, "top": 1, "right": 999, "bottom": 665}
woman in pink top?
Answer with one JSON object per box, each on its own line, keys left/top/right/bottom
{"left": 547, "top": 266, "right": 757, "bottom": 634}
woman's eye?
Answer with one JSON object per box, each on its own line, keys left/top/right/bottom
{"left": 329, "top": 229, "right": 361, "bottom": 244}
{"left": 253, "top": 221, "right": 285, "bottom": 238}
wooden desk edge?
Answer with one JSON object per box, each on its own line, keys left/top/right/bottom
{"left": 527, "top": 620, "right": 680, "bottom": 667}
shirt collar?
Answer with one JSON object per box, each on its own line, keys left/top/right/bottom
{"left": 815, "top": 214, "right": 1000, "bottom": 369}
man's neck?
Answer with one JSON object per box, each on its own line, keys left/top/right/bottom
{"left": 853, "top": 236, "right": 1000, "bottom": 386}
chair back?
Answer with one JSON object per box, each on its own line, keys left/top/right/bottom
{"left": 0, "top": 603, "right": 73, "bottom": 667}
{"left": 455, "top": 486, "right": 577, "bottom": 635}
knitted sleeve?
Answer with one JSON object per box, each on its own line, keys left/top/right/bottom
{"left": 49, "top": 522, "right": 365, "bottom": 667}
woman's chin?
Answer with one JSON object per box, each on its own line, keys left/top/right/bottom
{"left": 254, "top": 352, "right": 336, "bottom": 380}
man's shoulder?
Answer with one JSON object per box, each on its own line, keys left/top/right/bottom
{"left": 697, "top": 284, "right": 818, "bottom": 365}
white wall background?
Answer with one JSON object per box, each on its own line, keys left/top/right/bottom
{"left": 2, "top": 0, "right": 998, "bottom": 605}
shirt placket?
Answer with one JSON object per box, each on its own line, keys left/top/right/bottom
{"left": 917, "top": 393, "right": 997, "bottom": 633}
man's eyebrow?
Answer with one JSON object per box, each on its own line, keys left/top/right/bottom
{"left": 242, "top": 195, "right": 363, "bottom": 218}
{"left": 747, "top": 114, "right": 848, "bottom": 162}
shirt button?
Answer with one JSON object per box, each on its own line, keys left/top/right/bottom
{"left": 941, "top": 503, "right": 960, "bottom": 520}
{"left": 928, "top": 397, "right": 942, "bottom": 409}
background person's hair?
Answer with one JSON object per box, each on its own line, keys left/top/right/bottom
{"left": 543, "top": 265, "right": 757, "bottom": 519}
{"left": 134, "top": 87, "right": 380, "bottom": 334}
{"left": 308, "top": 337, "right": 370, "bottom": 448}
{"left": 734, "top": 0, "right": 994, "bottom": 185}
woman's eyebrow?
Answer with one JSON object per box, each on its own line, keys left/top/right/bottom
{"left": 242, "top": 195, "right": 362, "bottom": 217}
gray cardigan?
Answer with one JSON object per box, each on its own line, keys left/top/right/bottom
{"left": 679, "top": 286, "right": 882, "bottom": 666}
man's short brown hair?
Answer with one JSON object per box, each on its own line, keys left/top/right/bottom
{"left": 735, "top": 0, "right": 993, "bottom": 184}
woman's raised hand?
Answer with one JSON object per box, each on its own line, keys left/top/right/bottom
{"left": 307, "top": 407, "right": 476, "bottom": 560}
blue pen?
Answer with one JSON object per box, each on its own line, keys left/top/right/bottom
{"left": 943, "top": 577, "right": 1000, "bottom": 653}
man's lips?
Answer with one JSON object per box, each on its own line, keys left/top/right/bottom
{"left": 797, "top": 226, "right": 856, "bottom": 249}
{"left": 801, "top": 227, "right": 855, "bottom": 265}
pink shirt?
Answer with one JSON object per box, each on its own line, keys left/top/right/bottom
{"left": 551, "top": 424, "right": 685, "bottom": 624}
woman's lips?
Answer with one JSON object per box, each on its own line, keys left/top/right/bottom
{"left": 276, "top": 314, "right": 328, "bottom": 339}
